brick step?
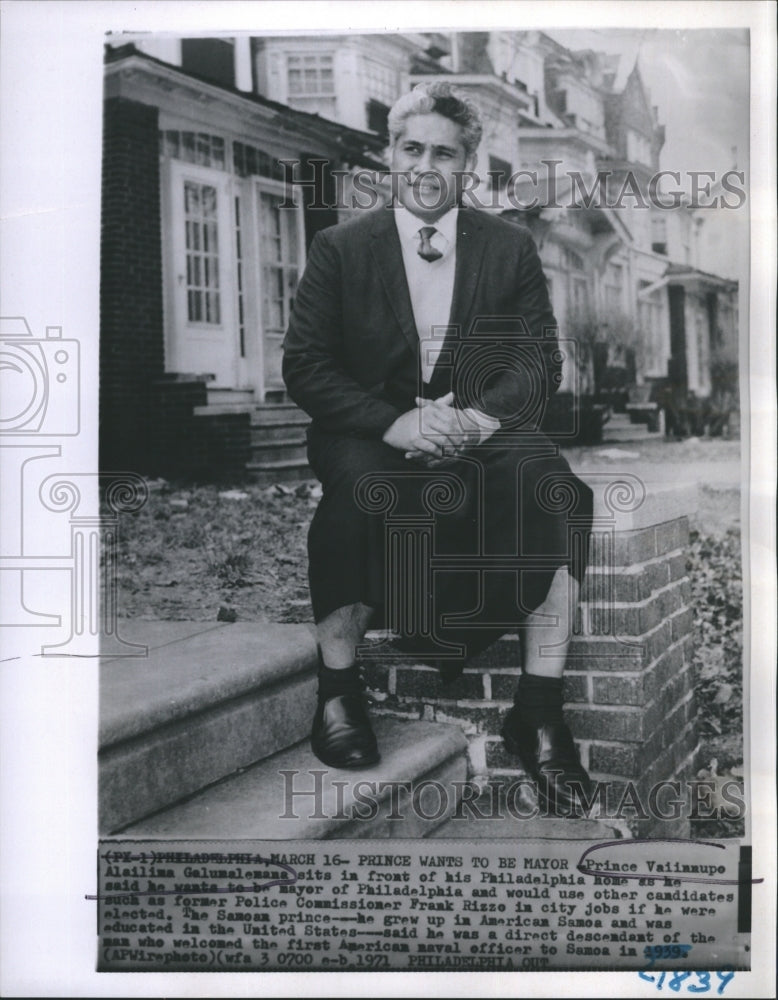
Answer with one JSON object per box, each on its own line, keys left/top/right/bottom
{"left": 249, "top": 438, "right": 308, "bottom": 465}
{"left": 110, "top": 717, "right": 468, "bottom": 840}
{"left": 100, "top": 622, "right": 318, "bottom": 834}
{"left": 245, "top": 458, "right": 313, "bottom": 485}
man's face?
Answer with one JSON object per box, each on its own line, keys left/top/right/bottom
{"left": 390, "top": 111, "right": 475, "bottom": 222}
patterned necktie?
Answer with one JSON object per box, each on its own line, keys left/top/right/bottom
{"left": 417, "top": 226, "right": 443, "bottom": 262}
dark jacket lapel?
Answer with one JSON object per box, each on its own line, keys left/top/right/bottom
{"left": 448, "top": 206, "right": 488, "bottom": 328}
{"left": 369, "top": 209, "right": 420, "bottom": 355}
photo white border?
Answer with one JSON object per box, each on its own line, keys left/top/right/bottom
{"left": 0, "top": 1, "right": 774, "bottom": 996}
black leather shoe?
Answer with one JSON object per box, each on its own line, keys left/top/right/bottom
{"left": 502, "top": 706, "right": 593, "bottom": 817}
{"left": 311, "top": 694, "right": 380, "bottom": 769}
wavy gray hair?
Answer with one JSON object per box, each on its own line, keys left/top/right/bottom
{"left": 387, "top": 81, "right": 483, "bottom": 158}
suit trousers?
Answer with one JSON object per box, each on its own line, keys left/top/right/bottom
{"left": 306, "top": 426, "right": 593, "bottom": 661}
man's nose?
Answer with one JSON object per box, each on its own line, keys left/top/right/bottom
{"left": 412, "top": 149, "right": 433, "bottom": 174}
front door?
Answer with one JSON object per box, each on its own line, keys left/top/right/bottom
{"left": 164, "top": 160, "right": 238, "bottom": 387}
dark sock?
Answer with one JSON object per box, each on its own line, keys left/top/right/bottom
{"left": 317, "top": 653, "right": 363, "bottom": 702}
{"left": 515, "top": 673, "right": 564, "bottom": 726}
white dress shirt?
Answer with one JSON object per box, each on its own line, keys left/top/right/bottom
{"left": 393, "top": 204, "right": 500, "bottom": 443}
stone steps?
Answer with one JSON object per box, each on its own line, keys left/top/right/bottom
{"left": 250, "top": 437, "right": 308, "bottom": 465}
{"left": 251, "top": 402, "right": 309, "bottom": 425}
{"left": 100, "top": 621, "right": 470, "bottom": 839}
{"left": 250, "top": 420, "right": 309, "bottom": 445}
{"left": 249, "top": 404, "right": 311, "bottom": 480}
{"left": 100, "top": 622, "right": 318, "bottom": 833}
{"left": 114, "top": 717, "right": 468, "bottom": 840}
{"left": 205, "top": 387, "right": 257, "bottom": 409}
{"left": 601, "top": 413, "right": 661, "bottom": 444}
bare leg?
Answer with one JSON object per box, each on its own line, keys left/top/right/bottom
{"left": 520, "top": 566, "right": 578, "bottom": 678}
{"left": 316, "top": 602, "right": 374, "bottom": 668}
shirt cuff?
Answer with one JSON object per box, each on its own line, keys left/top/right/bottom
{"left": 460, "top": 407, "right": 501, "bottom": 444}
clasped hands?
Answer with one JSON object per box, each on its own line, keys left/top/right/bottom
{"left": 382, "top": 391, "right": 480, "bottom": 466}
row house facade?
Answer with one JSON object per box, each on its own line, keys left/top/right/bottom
{"left": 100, "top": 30, "right": 740, "bottom": 477}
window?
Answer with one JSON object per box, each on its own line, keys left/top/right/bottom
{"left": 571, "top": 276, "right": 589, "bottom": 315}
{"left": 233, "top": 141, "right": 285, "bottom": 181}
{"left": 362, "top": 58, "right": 399, "bottom": 106}
{"left": 366, "top": 99, "right": 390, "bottom": 140}
{"left": 161, "top": 130, "right": 226, "bottom": 170}
{"left": 259, "top": 190, "right": 301, "bottom": 389}
{"left": 603, "top": 262, "right": 624, "bottom": 312}
{"left": 184, "top": 181, "right": 221, "bottom": 324}
{"left": 639, "top": 281, "right": 664, "bottom": 372}
{"left": 287, "top": 53, "right": 334, "bottom": 96}
{"left": 234, "top": 196, "right": 245, "bottom": 357}
{"left": 651, "top": 215, "right": 667, "bottom": 255}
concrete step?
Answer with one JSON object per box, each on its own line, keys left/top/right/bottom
{"left": 206, "top": 387, "right": 256, "bottom": 407}
{"left": 113, "top": 717, "right": 469, "bottom": 839}
{"left": 601, "top": 425, "right": 658, "bottom": 443}
{"left": 425, "top": 781, "right": 628, "bottom": 839}
{"left": 100, "top": 622, "right": 318, "bottom": 834}
{"left": 245, "top": 458, "right": 313, "bottom": 485}
{"left": 250, "top": 438, "right": 308, "bottom": 464}
{"left": 430, "top": 807, "right": 625, "bottom": 840}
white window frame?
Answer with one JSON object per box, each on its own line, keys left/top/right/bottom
{"left": 286, "top": 51, "right": 336, "bottom": 97}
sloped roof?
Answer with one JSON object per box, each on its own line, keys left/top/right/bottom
{"left": 104, "top": 43, "right": 387, "bottom": 165}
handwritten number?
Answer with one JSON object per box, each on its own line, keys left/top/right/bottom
{"left": 638, "top": 968, "right": 734, "bottom": 994}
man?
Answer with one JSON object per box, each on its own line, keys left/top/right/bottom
{"left": 283, "top": 81, "right": 593, "bottom": 815}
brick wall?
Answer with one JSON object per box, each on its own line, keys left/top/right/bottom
{"left": 100, "top": 96, "right": 164, "bottom": 474}
{"left": 362, "top": 479, "right": 699, "bottom": 836}
{"left": 150, "top": 378, "right": 252, "bottom": 480}
{"left": 100, "top": 96, "right": 252, "bottom": 482}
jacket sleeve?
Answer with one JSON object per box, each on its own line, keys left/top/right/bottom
{"left": 474, "top": 229, "right": 562, "bottom": 427}
{"left": 282, "top": 229, "right": 404, "bottom": 438}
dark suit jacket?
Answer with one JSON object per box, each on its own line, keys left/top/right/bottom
{"left": 282, "top": 205, "right": 561, "bottom": 438}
